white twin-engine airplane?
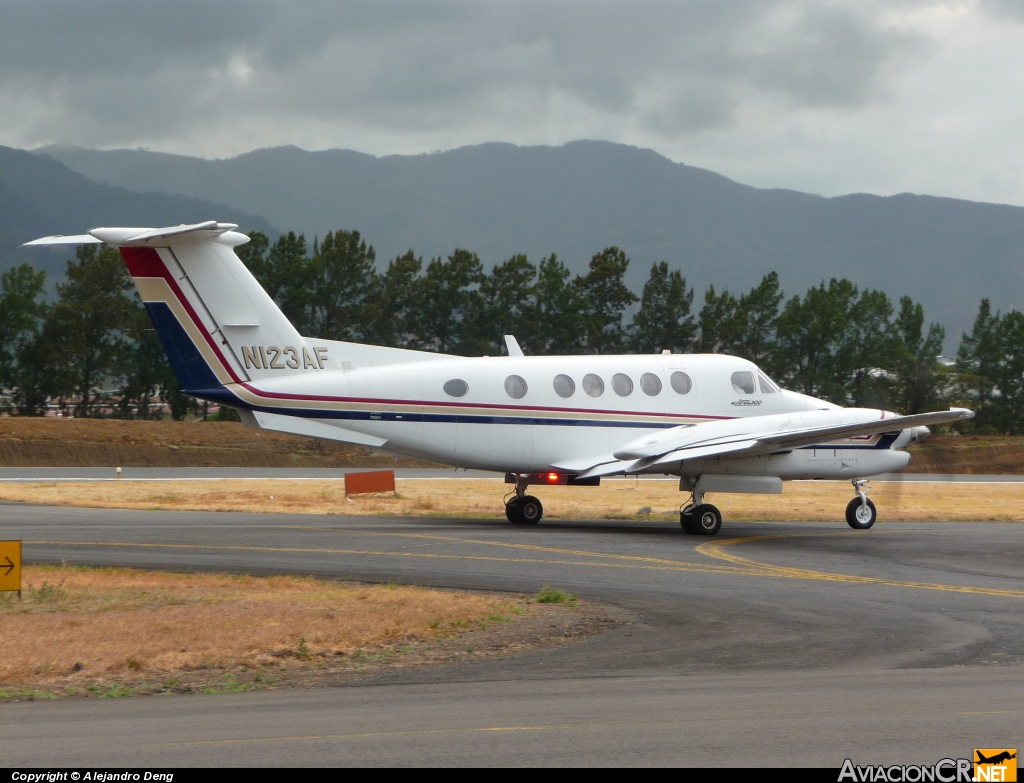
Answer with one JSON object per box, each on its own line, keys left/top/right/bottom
{"left": 26, "top": 221, "right": 974, "bottom": 535}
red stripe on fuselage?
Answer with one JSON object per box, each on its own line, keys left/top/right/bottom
{"left": 118, "top": 246, "right": 243, "bottom": 385}
{"left": 118, "top": 247, "right": 738, "bottom": 421}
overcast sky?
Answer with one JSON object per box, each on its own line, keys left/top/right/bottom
{"left": 2, "top": 0, "right": 1023, "bottom": 204}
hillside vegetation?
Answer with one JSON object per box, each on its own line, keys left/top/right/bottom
{"left": 39, "top": 140, "right": 1024, "bottom": 341}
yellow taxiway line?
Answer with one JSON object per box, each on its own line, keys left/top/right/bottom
{"left": 25, "top": 526, "right": 1024, "bottom": 599}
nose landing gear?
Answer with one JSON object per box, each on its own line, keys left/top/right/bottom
{"left": 846, "top": 479, "right": 877, "bottom": 529}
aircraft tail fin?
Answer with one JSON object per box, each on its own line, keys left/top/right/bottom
{"left": 26, "top": 222, "right": 331, "bottom": 395}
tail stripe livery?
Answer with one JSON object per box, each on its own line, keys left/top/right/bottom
{"left": 121, "top": 247, "right": 244, "bottom": 391}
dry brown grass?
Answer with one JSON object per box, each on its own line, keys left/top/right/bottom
{"left": 0, "top": 565, "right": 534, "bottom": 697}
{"left": 0, "top": 418, "right": 436, "bottom": 468}
{"left": 2, "top": 477, "right": 1024, "bottom": 522}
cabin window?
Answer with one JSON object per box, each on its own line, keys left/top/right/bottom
{"left": 758, "top": 374, "right": 777, "bottom": 394}
{"left": 670, "top": 371, "right": 692, "bottom": 395}
{"left": 731, "top": 371, "right": 756, "bottom": 395}
{"left": 612, "top": 373, "right": 633, "bottom": 396}
{"left": 640, "top": 373, "right": 662, "bottom": 396}
{"left": 443, "top": 379, "right": 468, "bottom": 397}
{"left": 582, "top": 373, "right": 605, "bottom": 397}
{"left": 553, "top": 374, "right": 575, "bottom": 398}
{"left": 504, "top": 375, "right": 528, "bottom": 399}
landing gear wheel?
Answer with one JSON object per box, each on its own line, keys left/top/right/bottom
{"left": 514, "top": 495, "right": 543, "bottom": 525}
{"left": 689, "top": 504, "right": 722, "bottom": 536}
{"left": 679, "top": 508, "right": 695, "bottom": 534}
{"left": 505, "top": 498, "right": 519, "bottom": 523}
{"left": 845, "top": 497, "right": 877, "bottom": 529}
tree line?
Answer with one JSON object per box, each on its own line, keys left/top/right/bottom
{"left": 0, "top": 229, "right": 1019, "bottom": 432}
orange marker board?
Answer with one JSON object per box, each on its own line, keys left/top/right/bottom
{"left": 345, "top": 470, "right": 396, "bottom": 496}
{"left": 0, "top": 540, "right": 21, "bottom": 592}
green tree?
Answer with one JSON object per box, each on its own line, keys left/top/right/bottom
{"left": 472, "top": 254, "right": 538, "bottom": 355}
{"left": 48, "top": 245, "right": 137, "bottom": 416}
{"left": 775, "top": 279, "right": 860, "bottom": 402}
{"left": 363, "top": 250, "right": 423, "bottom": 348}
{"left": 410, "top": 249, "right": 484, "bottom": 354}
{"left": 305, "top": 230, "right": 377, "bottom": 341}
{"left": 574, "top": 247, "right": 637, "bottom": 354}
{"left": 629, "top": 262, "right": 696, "bottom": 354}
{"left": 240, "top": 231, "right": 312, "bottom": 332}
{"left": 735, "top": 272, "right": 784, "bottom": 367}
{"left": 9, "top": 322, "right": 63, "bottom": 416}
{"left": 843, "top": 289, "right": 899, "bottom": 409}
{"left": 118, "top": 304, "right": 174, "bottom": 419}
{"left": 697, "top": 285, "right": 745, "bottom": 354}
{"left": 0, "top": 264, "right": 48, "bottom": 400}
{"left": 956, "top": 301, "right": 1024, "bottom": 433}
{"left": 522, "top": 254, "right": 586, "bottom": 355}
{"left": 956, "top": 298, "right": 1001, "bottom": 429}
{"left": 891, "top": 296, "right": 946, "bottom": 414}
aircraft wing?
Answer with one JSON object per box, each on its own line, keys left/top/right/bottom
{"left": 747, "top": 408, "right": 974, "bottom": 452}
{"left": 568, "top": 407, "right": 973, "bottom": 478}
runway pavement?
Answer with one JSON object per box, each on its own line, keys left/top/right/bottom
{"left": 1, "top": 501, "right": 1022, "bottom": 766}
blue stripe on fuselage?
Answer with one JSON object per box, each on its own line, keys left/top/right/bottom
{"left": 186, "top": 386, "right": 905, "bottom": 448}
{"left": 144, "top": 301, "right": 220, "bottom": 391}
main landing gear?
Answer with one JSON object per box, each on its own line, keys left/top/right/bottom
{"left": 846, "top": 479, "right": 877, "bottom": 529}
{"left": 505, "top": 475, "right": 543, "bottom": 525}
{"left": 679, "top": 485, "right": 722, "bottom": 536}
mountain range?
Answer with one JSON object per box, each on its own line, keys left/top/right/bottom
{"left": 0, "top": 145, "right": 273, "bottom": 284}
{"left": 12, "top": 140, "right": 1024, "bottom": 342}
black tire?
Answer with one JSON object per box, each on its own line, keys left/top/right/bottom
{"left": 845, "top": 497, "right": 877, "bottom": 529}
{"left": 689, "top": 504, "right": 722, "bottom": 536}
{"left": 680, "top": 509, "right": 695, "bottom": 534}
{"left": 505, "top": 499, "right": 519, "bottom": 523}
{"left": 514, "top": 495, "right": 543, "bottom": 525}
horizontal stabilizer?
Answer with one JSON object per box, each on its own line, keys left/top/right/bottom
{"left": 23, "top": 221, "right": 244, "bottom": 249}
{"left": 245, "top": 410, "right": 387, "bottom": 448}
{"left": 21, "top": 234, "right": 102, "bottom": 246}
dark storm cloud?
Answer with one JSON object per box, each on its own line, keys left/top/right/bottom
{"left": 0, "top": 0, "right": 927, "bottom": 154}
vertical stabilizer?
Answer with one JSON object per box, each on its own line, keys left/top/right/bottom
{"left": 106, "top": 224, "right": 332, "bottom": 391}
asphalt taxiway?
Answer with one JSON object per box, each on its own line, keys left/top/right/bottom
{"left": 1, "top": 502, "right": 1022, "bottom": 766}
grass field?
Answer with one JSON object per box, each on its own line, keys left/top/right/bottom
{"left": 2, "top": 476, "right": 1023, "bottom": 522}
{"left": 0, "top": 418, "right": 434, "bottom": 468}
{"left": 0, "top": 565, "right": 592, "bottom": 699}
{"left": 2, "top": 419, "right": 1024, "bottom": 473}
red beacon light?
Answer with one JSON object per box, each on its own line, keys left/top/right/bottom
{"left": 544, "top": 472, "right": 560, "bottom": 483}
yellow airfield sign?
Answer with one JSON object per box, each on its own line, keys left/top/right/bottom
{"left": 0, "top": 540, "right": 21, "bottom": 592}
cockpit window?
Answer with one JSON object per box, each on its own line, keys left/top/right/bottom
{"left": 758, "top": 374, "right": 778, "bottom": 394}
{"left": 731, "top": 371, "right": 756, "bottom": 395}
